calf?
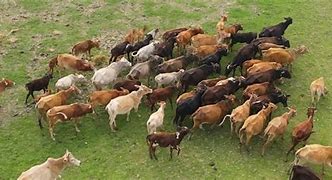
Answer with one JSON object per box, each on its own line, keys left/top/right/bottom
{"left": 146, "top": 126, "right": 190, "bottom": 160}
{"left": 154, "top": 69, "right": 184, "bottom": 88}
{"left": 18, "top": 150, "right": 80, "bottom": 180}
{"left": 221, "top": 95, "right": 256, "bottom": 136}
{"left": 153, "top": 36, "right": 177, "bottom": 59}
{"left": 105, "top": 85, "right": 152, "bottom": 131}
{"left": 286, "top": 107, "right": 316, "bottom": 161}
{"left": 35, "top": 86, "right": 81, "bottom": 129}
{"left": 0, "top": 78, "right": 15, "bottom": 93}
{"left": 92, "top": 57, "right": 132, "bottom": 90}
{"left": 71, "top": 39, "right": 100, "bottom": 57}
{"left": 289, "top": 165, "right": 320, "bottom": 180}
{"left": 34, "top": 89, "right": 52, "bottom": 103}
{"left": 225, "top": 43, "right": 259, "bottom": 77}
{"left": 162, "top": 27, "right": 188, "bottom": 41}
{"left": 146, "top": 101, "right": 166, "bottom": 134}
{"left": 113, "top": 79, "right": 141, "bottom": 92}
{"left": 147, "top": 86, "right": 177, "bottom": 111}
{"left": 55, "top": 74, "right": 86, "bottom": 91}
{"left": 173, "top": 87, "right": 206, "bottom": 126}
{"left": 310, "top": 77, "right": 328, "bottom": 106}
{"left": 89, "top": 88, "right": 129, "bottom": 108}
{"left": 262, "top": 107, "right": 296, "bottom": 156}
{"left": 25, "top": 73, "right": 53, "bottom": 104}
{"left": 259, "top": 17, "right": 293, "bottom": 37}
{"left": 243, "top": 69, "right": 291, "bottom": 87}
{"left": 47, "top": 103, "right": 94, "bottom": 140}
{"left": 242, "top": 59, "right": 263, "bottom": 73}
{"left": 109, "top": 41, "right": 130, "bottom": 63}
{"left": 157, "top": 54, "right": 197, "bottom": 73}
{"left": 230, "top": 32, "right": 257, "bottom": 48}
{"left": 201, "top": 77, "right": 243, "bottom": 105}
{"left": 190, "top": 95, "right": 236, "bottom": 138}
{"left": 224, "top": 24, "right": 243, "bottom": 36}
{"left": 239, "top": 102, "right": 278, "bottom": 151}
{"left": 293, "top": 144, "right": 332, "bottom": 176}
{"left": 179, "top": 63, "right": 220, "bottom": 92}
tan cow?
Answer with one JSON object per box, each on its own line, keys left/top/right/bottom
{"left": 239, "top": 102, "right": 277, "bottom": 151}
{"left": 105, "top": 85, "right": 152, "bottom": 131}
{"left": 191, "top": 34, "right": 220, "bottom": 47}
{"left": 18, "top": 150, "right": 80, "bottom": 180}
{"left": 310, "top": 77, "right": 328, "bottom": 106}
{"left": 89, "top": 88, "right": 129, "bottom": 108}
{"left": 294, "top": 144, "right": 332, "bottom": 175}
{"left": 52, "top": 54, "right": 95, "bottom": 73}
{"left": 47, "top": 103, "right": 94, "bottom": 141}
{"left": 221, "top": 95, "right": 256, "bottom": 136}
{"left": 261, "top": 107, "right": 296, "bottom": 156}
{"left": 35, "top": 86, "right": 81, "bottom": 129}
{"left": 246, "top": 62, "right": 282, "bottom": 77}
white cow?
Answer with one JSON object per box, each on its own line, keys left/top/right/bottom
{"left": 131, "top": 41, "right": 159, "bottom": 63}
{"left": 55, "top": 74, "right": 86, "bottom": 91}
{"left": 105, "top": 85, "right": 152, "bottom": 131}
{"left": 154, "top": 69, "right": 184, "bottom": 87}
{"left": 18, "top": 150, "right": 80, "bottom": 180}
{"left": 91, "top": 57, "right": 132, "bottom": 90}
{"left": 146, "top": 101, "right": 166, "bottom": 134}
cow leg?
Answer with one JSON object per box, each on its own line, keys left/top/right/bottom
{"left": 152, "top": 146, "right": 158, "bottom": 160}
{"left": 109, "top": 55, "right": 113, "bottom": 64}
{"left": 109, "top": 114, "right": 117, "bottom": 132}
{"left": 169, "top": 147, "right": 173, "bottom": 159}
{"left": 179, "top": 115, "right": 186, "bottom": 126}
{"left": 168, "top": 97, "right": 173, "bottom": 109}
{"left": 38, "top": 115, "right": 43, "bottom": 129}
{"left": 285, "top": 141, "right": 299, "bottom": 162}
{"left": 177, "top": 146, "right": 181, "bottom": 156}
{"left": 321, "top": 165, "right": 325, "bottom": 175}
{"left": 173, "top": 112, "right": 180, "bottom": 125}
{"left": 49, "top": 122, "right": 56, "bottom": 141}
{"left": 126, "top": 111, "right": 131, "bottom": 121}
{"left": 245, "top": 134, "right": 253, "bottom": 152}
{"left": 25, "top": 92, "right": 31, "bottom": 104}
{"left": 74, "top": 119, "right": 80, "bottom": 133}
{"left": 261, "top": 134, "right": 275, "bottom": 156}
{"left": 148, "top": 144, "right": 153, "bottom": 159}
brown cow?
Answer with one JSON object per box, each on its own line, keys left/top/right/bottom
{"left": 0, "top": 78, "right": 15, "bottom": 93}
{"left": 71, "top": 39, "right": 100, "bottom": 57}
{"left": 286, "top": 107, "right": 316, "bottom": 161}
{"left": 47, "top": 103, "right": 94, "bottom": 141}
{"left": 35, "top": 86, "right": 81, "bottom": 129}
{"left": 89, "top": 88, "right": 129, "bottom": 108}
{"left": 191, "top": 34, "right": 220, "bottom": 48}
{"left": 190, "top": 95, "right": 236, "bottom": 138}
{"left": 243, "top": 82, "right": 279, "bottom": 100}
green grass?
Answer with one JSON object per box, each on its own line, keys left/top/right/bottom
{"left": 1, "top": 0, "right": 332, "bottom": 179}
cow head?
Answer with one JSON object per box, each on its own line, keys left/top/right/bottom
{"left": 279, "top": 69, "right": 291, "bottom": 79}
{"left": 2, "top": 78, "right": 15, "bottom": 87}
{"left": 225, "top": 64, "right": 235, "bottom": 77}
{"left": 284, "top": 17, "right": 293, "bottom": 24}
{"left": 64, "top": 150, "right": 81, "bottom": 166}
{"left": 136, "top": 84, "right": 153, "bottom": 95}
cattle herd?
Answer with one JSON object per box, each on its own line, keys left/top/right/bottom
{"left": 0, "top": 14, "right": 329, "bottom": 179}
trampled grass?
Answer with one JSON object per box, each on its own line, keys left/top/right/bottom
{"left": 0, "top": 0, "right": 332, "bottom": 179}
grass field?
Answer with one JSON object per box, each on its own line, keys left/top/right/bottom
{"left": 1, "top": 0, "right": 332, "bottom": 179}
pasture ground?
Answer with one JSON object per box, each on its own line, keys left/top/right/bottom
{"left": 0, "top": 0, "right": 332, "bottom": 179}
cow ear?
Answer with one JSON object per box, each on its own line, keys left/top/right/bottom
{"left": 286, "top": 94, "right": 291, "bottom": 97}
